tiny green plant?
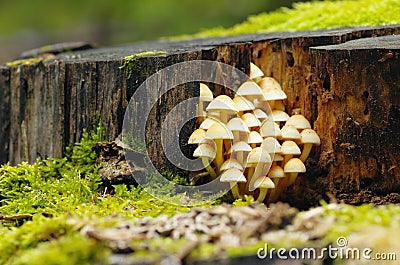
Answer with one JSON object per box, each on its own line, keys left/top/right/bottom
{"left": 119, "top": 51, "right": 167, "bottom": 78}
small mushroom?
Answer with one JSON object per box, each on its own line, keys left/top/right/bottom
{"left": 253, "top": 176, "right": 275, "bottom": 203}
{"left": 188, "top": 129, "right": 206, "bottom": 145}
{"left": 285, "top": 158, "right": 306, "bottom": 186}
{"left": 220, "top": 158, "right": 244, "bottom": 171}
{"left": 279, "top": 124, "right": 301, "bottom": 141}
{"left": 267, "top": 165, "right": 285, "bottom": 202}
{"left": 233, "top": 96, "right": 255, "bottom": 116}
{"left": 260, "top": 137, "right": 282, "bottom": 155}
{"left": 257, "top": 77, "right": 282, "bottom": 90}
{"left": 285, "top": 114, "right": 311, "bottom": 131}
{"left": 241, "top": 113, "right": 261, "bottom": 131}
{"left": 271, "top": 110, "right": 290, "bottom": 125}
{"left": 205, "top": 122, "right": 234, "bottom": 173}
{"left": 246, "top": 147, "right": 272, "bottom": 192}
{"left": 249, "top": 62, "right": 264, "bottom": 81}
{"left": 259, "top": 78, "right": 287, "bottom": 109}
{"left": 219, "top": 168, "right": 247, "bottom": 199}
{"left": 227, "top": 141, "right": 252, "bottom": 166}
{"left": 227, "top": 117, "right": 249, "bottom": 143}
{"left": 280, "top": 140, "right": 301, "bottom": 166}
{"left": 193, "top": 143, "right": 217, "bottom": 179}
{"left": 236, "top": 81, "right": 267, "bottom": 103}
{"left": 253, "top": 109, "right": 268, "bottom": 122}
{"left": 299, "top": 129, "right": 320, "bottom": 162}
{"left": 248, "top": 131, "right": 263, "bottom": 148}
{"left": 198, "top": 83, "right": 214, "bottom": 123}
{"left": 206, "top": 95, "right": 239, "bottom": 123}
{"left": 199, "top": 117, "right": 220, "bottom": 130}
{"left": 260, "top": 119, "right": 282, "bottom": 138}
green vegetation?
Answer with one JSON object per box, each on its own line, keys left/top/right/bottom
{"left": 1, "top": 121, "right": 400, "bottom": 263}
{"left": 119, "top": 51, "right": 167, "bottom": 78}
{"left": 5, "top": 57, "right": 43, "bottom": 67}
{"left": 184, "top": 0, "right": 400, "bottom": 38}
{"left": 0, "top": 121, "right": 206, "bottom": 264}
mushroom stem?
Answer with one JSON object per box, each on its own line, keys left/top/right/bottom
{"left": 283, "top": 154, "right": 293, "bottom": 166}
{"left": 271, "top": 175, "right": 288, "bottom": 201}
{"left": 201, "top": 157, "right": 217, "bottom": 179}
{"left": 191, "top": 171, "right": 210, "bottom": 185}
{"left": 288, "top": 172, "right": 300, "bottom": 186}
{"left": 233, "top": 131, "right": 240, "bottom": 143}
{"left": 268, "top": 100, "right": 275, "bottom": 109}
{"left": 267, "top": 179, "right": 280, "bottom": 202}
{"left": 236, "top": 151, "right": 244, "bottom": 166}
{"left": 214, "top": 139, "right": 224, "bottom": 173}
{"left": 256, "top": 188, "right": 268, "bottom": 203}
{"left": 299, "top": 143, "right": 313, "bottom": 162}
{"left": 230, "top": 183, "right": 242, "bottom": 199}
{"left": 220, "top": 112, "right": 229, "bottom": 123}
{"left": 245, "top": 167, "right": 255, "bottom": 191}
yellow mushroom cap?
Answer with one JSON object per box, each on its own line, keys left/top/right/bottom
{"left": 261, "top": 137, "right": 282, "bottom": 154}
{"left": 248, "top": 131, "right": 263, "bottom": 145}
{"left": 281, "top": 141, "right": 301, "bottom": 155}
{"left": 193, "top": 143, "right": 216, "bottom": 159}
{"left": 260, "top": 120, "right": 282, "bottom": 138}
{"left": 257, "top": 77, "right": 283, "bottom": 91}
{"left": 271, "top": 110, "right": 290, "bottom": 122}
{"left": 199, "top": 117, "right": 220, "bottom": 130}
{"left": 200, "top": 83, "right": 213, "bottom": 102}
{"left": 285, "top": 114, "right": 311, "bottom": 130}
{"left": 205, "top": 122, "right": 233, "bottom": 140}
{"left": 227, "top": 141, "right": 252, "bottom": 154}
{"left": 219, "top": 168, "right": 247, "bottom": 183}
{"left": 262, "top": 86, "right": 287, "bottom": 101}
{"left": 241, "top": 113, "right": 261, "bottom": 128}
{"left": 188, "top": 129, "right": 206, "bottom": 144}
{"left": 253, "top": 176, "right": 275, "bottom": 189}
{"left": 253, "top": 109, "right": 268, "bottom": 120}
{"left": 249, "top": 62, "right": 264, "bottom": 80}
{"left": 227, "top": 117, "right": 250, "bottom": 133}
{"left": 300, "top": 129, "right": 321, "bottom": 145}
{"left": 233, "top": 96, "right": 255, "bottom": 112}
{"left": 236, "top": 81, "right": 267, "bottom": 100}
{"left": 268, "top": 165, "right": 285, "bottom": 179}
{"left": 220, "top": 158, "right": 244, "bottom": 171}
{"left": 206, "top": 95, "right": 239, "bottom": 113}
{"left": 246, "top": 147, "right": 272, "bottom": 167}
{"left": 284, "top": 158, "right": 306, "bottom": 173}
{"left": 280, "top": 125, "right": 301, "bottom": 140}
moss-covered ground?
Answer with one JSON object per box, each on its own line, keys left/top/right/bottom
{"left": 1, "top": 122, "right": 400, "bottom": 264}
{"left": 176, "top": 0, "right": 400, "bottom": 39}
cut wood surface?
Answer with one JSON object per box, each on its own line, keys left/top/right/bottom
{"left": 1, "top": 25, "right": 400, "bottom": 206}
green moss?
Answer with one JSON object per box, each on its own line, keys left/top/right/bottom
{"left": 5, "top": 57, "right": 43, "bottom": 67}
{"left": 322, "top": 203, "right": 400, "bottom": 241}
{"left": 119, "top": 51, "right": 167, "bottom": 78}
{"left": 177, "top": 0, "right": 400, "bottom": 39}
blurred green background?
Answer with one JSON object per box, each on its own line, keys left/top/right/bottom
{"left": 0, "top": 0, "right": 303, "bottom": 64}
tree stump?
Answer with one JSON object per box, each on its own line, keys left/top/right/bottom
{"left": 1, "top": 25, "right": 400, "bottom": 207}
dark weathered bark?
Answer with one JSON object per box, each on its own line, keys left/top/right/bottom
{"left": 1, "top": 25, "right": 400, "bottom": 206}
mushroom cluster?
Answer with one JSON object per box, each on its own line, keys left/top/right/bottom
{"left": 189, "top": 63, "right": 320, "bottom": 203}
